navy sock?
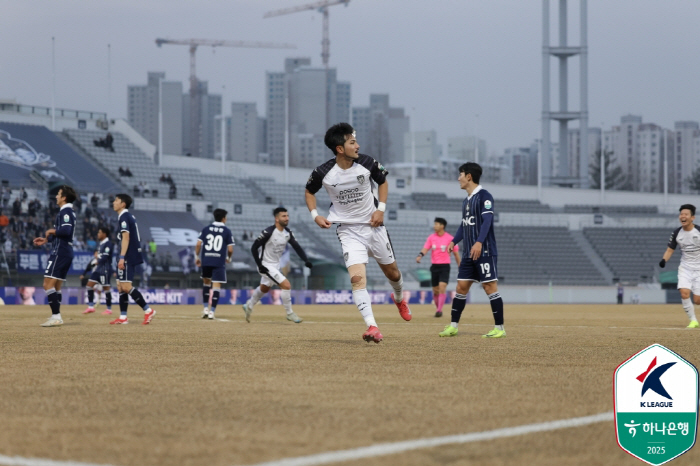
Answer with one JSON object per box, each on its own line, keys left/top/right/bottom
{"left": 129, "top": 288, "right": 150, "bottom": 311}
{"left": 488, "top": 292, "right": 504, "bottom": 326}
{"left": 211, "top": 290, "right": 220, "bottom": 312}
{"left": 203, "top": 285, "right": 211, "bottom": 306}
{"left": 105, "top": 290, "right": 112, "bottom": 309}
{"left": 47, "top": 289, "right": 60, "bottom": 315}
{"left": 57, "top": 292, "right": 62, "bottom": 304}
{"left": 87, "top": 288, "right": 95, "bottom": 306}
{"left": 119, "top": 292, "right": 128, "bottom": 317}
{"left": 450, "top": 293, "right": 467, "bottom": 324}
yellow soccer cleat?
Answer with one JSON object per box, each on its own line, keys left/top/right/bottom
{"left": 482, "top": 327, "right": 507, "bottom": 338}
{"left": 439, "top": 325, "right": 458, "bottom": 337}
{"left": 688, "top": 320, "right": 699, "bottom": 329}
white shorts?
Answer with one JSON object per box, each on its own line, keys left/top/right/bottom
{"left": 259, "top": 264, "right": 286, "bottom": 287}
{"left": 336, "top": 224, "right": 396, "bottom": 268}
{"left": 677, "top": 265, "right": 700, "bottom": 295}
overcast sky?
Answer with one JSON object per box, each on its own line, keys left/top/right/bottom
{"left": 2, "top": 0, "right": 700, "bottom": 154}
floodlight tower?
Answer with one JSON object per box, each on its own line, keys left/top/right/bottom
{"left": 542, "top": 0, "right": 588, "bottom": 188}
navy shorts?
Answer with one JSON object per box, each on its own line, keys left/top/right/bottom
{"left": 457, "top": 256, "right": 498, "bottom": 283}
{"left": 430, "top": 264, "right": 451, "bottom": 286}
{"left": 117, "top": 261, "right": 140, "bottom": 283}
{"left": 89, "top": 269, "right": 111, "bottom": 286}
{"left": 201, "top": 265, "right": 227, "bottom": 283}
{"left": 44, "top": 253, "right": 73, "bottom": 281}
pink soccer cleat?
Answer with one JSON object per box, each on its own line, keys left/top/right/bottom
{"left": 391, "top": 294, "right": 412, "bottom": 321}
{"left": 101, "top": 309, "right": 113, "bottom": 315}
{"left": 83, "top": 307, "right": 95, "bottom": 314}
{"left": 142, "top": 309, "right": 156, "bottom": 325}
{"left": 362, "top": 326, "right": 383, "bottom": 344}
{"left": 109, "top": 317, "right": 128, "bottom": 325}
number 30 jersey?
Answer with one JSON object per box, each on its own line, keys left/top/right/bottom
{"left": 198, "top": 222, "right": 235, "bottom": 267}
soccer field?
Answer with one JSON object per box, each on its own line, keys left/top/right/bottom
{"left": 1, "top": 303, "right": 698, "bottom": 466}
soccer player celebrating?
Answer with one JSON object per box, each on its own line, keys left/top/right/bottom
{"left": 416, "top": 217, "right": 461, "bottom": 317}
{"left": 195, "top": 208, "right": 234, "bottom": 320}
{"left": 33, "top": 185, "right": 77, "bottom": 327}
{"left": 442, "top": 162, "right": 506, "bottom": 338}
{"left": 82, "top": 226, "right": 114, "bottom": 315}
{"left": 658, "top": 204, "right": 700, "bottom": 328}
{"left": 243, "top": 207, "right": 311, "bottom": 323}
{"left": 305, "top": 123, "right": 411, "bottom": 344}
{"left": 110, "top": 194, "right": 156, "bottom": 325}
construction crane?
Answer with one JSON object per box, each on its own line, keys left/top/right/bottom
{"left": 156, "top": 38, "right": 295, "bottom": 158}
{"left": 263, "top": 0, "right": 351, "bottom": 69}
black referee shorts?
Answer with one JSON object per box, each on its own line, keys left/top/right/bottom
{"left": 430, "top": 264, "right": 451, "bottom": 287}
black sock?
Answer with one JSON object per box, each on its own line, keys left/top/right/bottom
{"left": 488, "top": 292, "right": 504, "bottom": 326}
{"left": 211, "top": 290, "right": 220, "bottom": 311}
{"left": 57, "top": 291, "right": 62, "bottom": 304}
{"left": 203, "top": 285, "right": 211, "bottom": 306}
{"left": 119, "top": 292, "right": 128, "bottom": 316}
{"left": 129, "top": 288, "right": 150, "bottom": 311}
{"left": 451, "top": 293, "right": 467, "bottom": 324}
{"left": 87, "top": 288, "right": 95, "bottom": 305}
{"left": 47, "top": 289, "right": 60, "bottom": 315}
{"left": 105, "top": 290, "right": 112, "bottom": 308}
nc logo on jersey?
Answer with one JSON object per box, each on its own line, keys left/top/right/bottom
{"left": 614, "top": 344, "right": 698, "bottom": 465}
{"left": 484, "top": 200, "right": 492, "bottom": 209}
{"left": 357, "top": 175, "right": 365, "bottom": 185}
{"left": 463, "top": 216, "right": 475, "bottom": 226}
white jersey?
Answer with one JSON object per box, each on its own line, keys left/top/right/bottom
{"left": 251, "top": 225, "right": 308, "bottom": 269}
{"left": 668, "top": 225, "right": 700, "bottom": 271}
{"left": 306, "top": 154, "right": 388, "bottom": 224}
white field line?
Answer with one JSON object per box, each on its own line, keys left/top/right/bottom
{"left": 0, "top": 455, "right": 115, "bottom": 466}
{"left": 240, "top": 412, "right": 614, "bottom": 466}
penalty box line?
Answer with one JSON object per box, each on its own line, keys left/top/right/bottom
{"left": 241, "top": 411, "right": 614, "bottom": 466}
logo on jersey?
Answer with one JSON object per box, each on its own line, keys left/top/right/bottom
{"left": 485, "top": 200, "right": 492, "bottom": 210}
{"left": 357, "top": 175, "right": 365, "bottom": 185}
{"left": 463, "top": 216, "right": 476, "bottom": 226}
{"left": 121, "top": 221, "right": 127, "bottom": 229}
{"left": 343, "top": 252, "right": 349, "bottom": 262}
{"left": 63, "top": 214, "right": 69, "bottom": 222}
{"left": 386, "top": 242, "right": 391, "bottom": 252}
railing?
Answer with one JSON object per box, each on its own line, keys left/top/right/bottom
{"left": 0, "top": 103, "right": 106, "bottom": 121}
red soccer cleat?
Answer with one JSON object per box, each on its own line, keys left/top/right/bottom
{"left": 142, "top": 309, "right": 156, "bottom": 325}
{"left": 83, "top": 307, "right": 95, "bottom": 314}
{"left": 362, "top": 325, "right": 383, "bottom": 344}
{"left": 101, "top": 309, "right": 113, "bottom": 315}
{"left": 391, "top": 294, "right": 412, "bottom": 321}
{"left": 109, "top": 317, "right": 128, "bottom": 325}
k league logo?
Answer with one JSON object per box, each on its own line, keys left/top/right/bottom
{"left": 614, "top": 344, "right": 698, "bottom": 465}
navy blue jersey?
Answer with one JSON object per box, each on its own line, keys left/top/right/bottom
{"left": 453, "top": 186, "right": 497, "bottom": 257}
{"left": 51, "top": 203, "right": 76, "bottom": 256}
{"left": 198, "top": 222, "right": 235, "bottom": 267}
{"left": 117, "top": 209, "right": 143, "bottom": 265}
{"left": 96, "top": 238, "right": 114, "bottom": 273}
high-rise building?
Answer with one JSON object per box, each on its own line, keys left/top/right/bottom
{"left": 182, "top": 81, "right": 221, "bottom": 158}
{"left": 352, "top": 94, "right": 409, "bottom": 164}
{"left": 503, "top": 144, "right": 538, "bottom": 186}
{"left": 446, "top": 136, "right": 487, "bottom": 163}
{"left": 127, "top": 72, "right": 183, "bottom": 155}
{"left": 568, "top": 127, "right": 601, "bottom": 186}
{"left": 226, "top": 102, "right": 258, "bottom": 163}
{"left": 403, "top": 130, "right": 440, "bottom": 165}
{"left": 673, "top": 121, "right": 700, "bottom": 193}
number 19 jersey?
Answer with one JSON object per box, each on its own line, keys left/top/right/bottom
{"left": 198, "top": 222, "right": 235, "bottom": 267}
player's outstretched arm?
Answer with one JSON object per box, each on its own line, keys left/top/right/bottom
{"left": 226, "top": 244, "right": 233, "bottom": 263}
{"left": 370, "top": 182, "right": 388, "bottom": 228}
{"left": 287, "top": 231, "right": 311, "bottom": 268}
{"left": 416, "top": 247, "right": 429, "bottom": 263}
{"left": 305, "top": 189, "right": 331, "bottom": 229}
{"left": 194, "top": 239, "right": 202, "bottom": 267}
{"left": 659, "top": 247, "right": 674, "bottom": 268}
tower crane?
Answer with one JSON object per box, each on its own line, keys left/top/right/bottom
{"left": 155, "top": 38, "right": 295, "bottom": 158}
{"left": 264, "top": 0, "right": 350, "bottom": 68}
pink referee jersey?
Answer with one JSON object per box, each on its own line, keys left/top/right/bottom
{"left": 423, "top": 233, "right": 458, "bottom": 264}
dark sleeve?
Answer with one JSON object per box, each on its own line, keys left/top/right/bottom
{"left": 198, "top": 227, "right": 207, "bottom": 242}
{"left": 477, "top": 214, "right": 494, "bottom": 244}
{"left": 668, "top": 228, "right": 681, "bottom": 249}
{"left": 250, "top": 227, "right": 273, "bottom": 267}
{"left": 82, "top": 260, "right": 95, "bottom": 275}
{"left": 453, "top": 222, "right": 464, "bottom": 245}
{"left": 98, "top": 245, "right": 111, "bottom": 266}
{"left": 286, "top": 229, "right": 308, "bottom": 262}
{"left": 358, "top": 154, "right": 388, "bottom": 185}
{"left": 481, "top": 192, "right": 494, "bottom": 215}
{"left": 55, "top": 211, "right": 75, "bottom": 239}
{"left": 226, "top": 228, "right": 235, "bottom": 246}
{"left": 305, "top": 169, "right": 324, "bottom": 195}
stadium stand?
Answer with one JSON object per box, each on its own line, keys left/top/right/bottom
{"left": 583, "top": 227, "right": 677, "bottom": 284}
{"left": 411, "top": 192, "right": 552, "bottom": 213}
{"left": 63, "top": 129, "right": 258, "bottom": 204}
{"left": 564, "top": 205, "right": 659, "bottom": 214}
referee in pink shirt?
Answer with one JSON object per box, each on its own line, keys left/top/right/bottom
{"left": 416, "top": 217, "right": 461, "bottom": 317}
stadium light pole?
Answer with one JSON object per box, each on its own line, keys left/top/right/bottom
{"left": 284, "top": 75, "right": 289, "bottom": 184}
{"left": 474, "top": 114, "right": 479, "bottom": 164}
{"left": 600, "top": 122, "right": 605, "bottom": 203}
{"left": 411, "top": 107, "right": 416, "bottom": 193}
{"left": 107, "top": 43, "right": 111, "bottom": 122}
{"left": 51, "top": 37, "right": 56, "bottom": 131}
{"left": 158, "top": 76, "right": 163, "bottom": 167}
{"left": 537, "top": 136, "right": 542, "bottom": 202}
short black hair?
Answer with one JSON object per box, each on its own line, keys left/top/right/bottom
{"left": 680, "top": 204, "right": 696, "bottom": 216}
{"left": 58, "top": 185, "right": 77, "bottom": 203}
{"left": 214, "top": 208, "right": 228, "bottom": 222}
{"left": 273, "top": 207, "right": 288, "bottom": 217}
{"left": 115, "top": 193, "right": 133, "bottom": 209}
{"left": 434, "top": 217, "right": 447, "bottom": 227}
{"left": 324, "top": 122, "right": 355, "bottom": 154}
{"left": 459, "top": 162, "right": 482, "bottom": 184}
{"left": 98, "top": 226, "right": 111, "bottom": 236}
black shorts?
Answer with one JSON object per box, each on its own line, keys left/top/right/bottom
{"left": 430, "top": 264, "right": 451, "bottom": 287}
{"left": 458, "top": 256, "right": 498, "bottom": 283}
{"left": 89, "top": 269, "right": 111, "bottom": 286}
{"left": 201, "top": 265, "right": 227, "bottom": 283}
{"left": 44, "top": 253, "right": 73, "bottom": 281}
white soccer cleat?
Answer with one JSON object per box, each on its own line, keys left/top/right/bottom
{"left": 41, "top": 315, "right": 64, "bottom": 327}
{"left": 243, "top": 302, "right": 252, "bottom": 323}
{"left": 201, "top": 307, "right": 209, "bottom": 319}
{"left": 286, "top": 312, "right": 303, "bottom": 323}
{"left": 208, "top": 311, "right": 215, "bottom": 320}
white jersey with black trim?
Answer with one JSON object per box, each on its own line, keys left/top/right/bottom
{"left": 668, "top": 225, "right": 700, "bottom": 270}
{"left": 305, "top": 154, "right": 388, "bottom": 224}
{"left": 251, "top": 225, "right": 309, "bottom": 269}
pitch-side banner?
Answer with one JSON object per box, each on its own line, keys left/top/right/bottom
{"left": 16, "top": 250, "right": 95, "bottom": 275}
{"left": 0, "top": 288, "right": 457, "bottom": 306}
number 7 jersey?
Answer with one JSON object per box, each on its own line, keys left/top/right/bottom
{"left": 198, "top": 222, "right": 235, "bottom": 267}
